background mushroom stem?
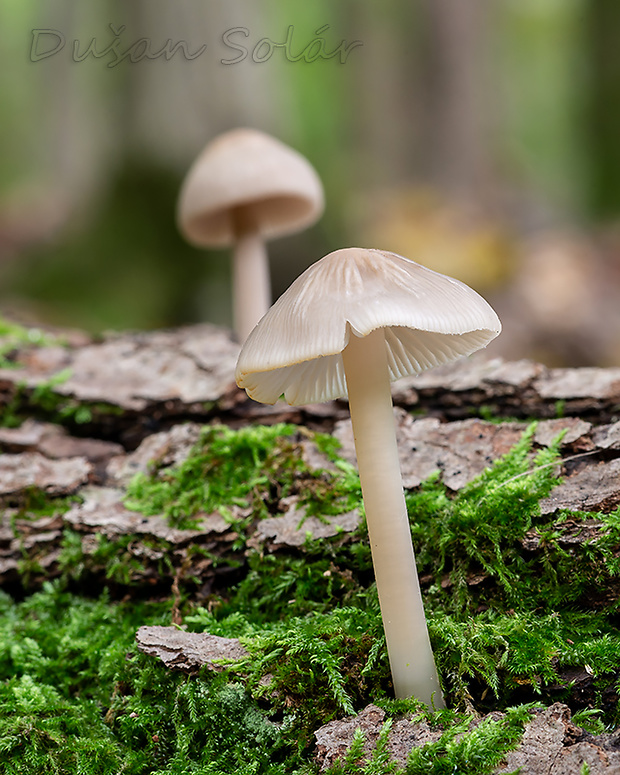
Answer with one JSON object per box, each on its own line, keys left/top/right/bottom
{"left": 231, "top": 207, "right": 271, "bottom": 342}
{"left": 341, "top": 328, "right": 445, "bottom": 706}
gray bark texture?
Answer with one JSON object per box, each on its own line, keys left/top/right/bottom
{"left": 1, "top": 323, "right": 619, "bottom": 587}
{"left": 314, "top": 703, "right": 620, "bottom": 774}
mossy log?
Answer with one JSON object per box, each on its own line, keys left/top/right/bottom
{"left": 1, "top": 323, "right": 618, "bottom": 594}
{"left": 2, "top": 321, "right": 620, "bottom": 773}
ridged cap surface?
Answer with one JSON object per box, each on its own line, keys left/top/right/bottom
{"left": 235, "top": 248, "right": 502, "bottom": 406}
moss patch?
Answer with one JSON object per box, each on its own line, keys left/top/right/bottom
{"left": 0, "top": 318, "right": 60, "bottom": 370}
{"left": 2, "top": 421, "right": 620, "bottom": 773}
{"left": 124, "top": 423, "right": 361, "bottom": 530}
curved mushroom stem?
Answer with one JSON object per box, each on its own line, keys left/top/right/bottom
{"left": 232, "top": 207, "right": 271, "bottom": 342}
{"left": 341, "top": 328, "right": 445, "bottom": 707}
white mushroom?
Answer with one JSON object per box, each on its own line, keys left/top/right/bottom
{"left": 177, "top": 128, "right": 324, "bottom": 342}
{"left": 235, "top": 248, "right": 501, "bottom": 706}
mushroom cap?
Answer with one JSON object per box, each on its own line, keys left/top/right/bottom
{"left": 235, "top": 248, "right": 502, "bottom": 405}
{"left": 177, "top": 128, "right": 324, "bottom": 247}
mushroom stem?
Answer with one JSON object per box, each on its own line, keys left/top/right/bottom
{"left": 341, "top": 328, "right": 444, "bottom": 706}
{"left": 232, "top": 207, "right": 271, "bottom": 342}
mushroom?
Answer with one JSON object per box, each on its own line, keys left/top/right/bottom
{"left": 177, "top": 128, "right": 324, "bottom": 342}
{"left": 235, "top": 248, "right": 501, "bottom": 706}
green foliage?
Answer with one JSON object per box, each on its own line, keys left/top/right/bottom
{"left": 244, "top": 606, "right": 387, "bottom": 744}
{"left": 325, "top": 721, "right": 402, "bottom": 775}
{"left": 572, "top": 708, "right": 606, "bottom": 736}
{"left": 403, "top": 705, "right": 530, "bottom": 775}
{"left": 0, "top": 584, "right": 155, "bottom": 774}
{"left": 124, "top": 423, "right": 297, "bottom": 528}
{"left": 222, "top": 544, "right": 372, "bottom": 623}
{"left": 4, "top": 493, "right": 79, "bottom": 585}
{"left": 27, "top": 371, "right": 123, "bottom": 426}
{"left": 0, "top": 318, "right": 59, "bottom": 369}
{"left": 10, "top": 424, "right": 364, "bottom": 595}
{"left": 430, "top": 608, "right": 620, "bottom": 709}
{"left": 184, "top": 604, "right": 389, "bottom": 746}
{"left": 323, "top": 705, "right": 533, "bottom": 775}
{"left": 411, "top": 423, "right": 555, "bottom": 581}
{"left": 124, "top": 423, "right": 361, "bottom": 530}
{"left": 408, "top": 423, "right": 605, "bottom": 614}
{"left": 0, "top": 583, "right": 291, "bottom": 775}
{"left": 57, "top": 530, "right": 162, "bottom": 586}
{"left": 2, "top": 586, "right": 384, "bottom": 772}
{"left": 0, "top": 367, "right": 123, "bottom": 429}
{"left": 5, "top": 488, "right": 77, "bottom": 518}
{"left": 3, "top": 422, "right": 620, "bottom": 773}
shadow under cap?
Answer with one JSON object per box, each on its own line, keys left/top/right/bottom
{"left": 235, "top": 248, "right": 502, "bottom": 405}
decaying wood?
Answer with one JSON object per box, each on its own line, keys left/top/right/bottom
{"left": 133, "top": 627, "right": 620, "bottom": 772}
{"left": 2, "top": 407, "right": 617, "bottom": 589}
{"left": 64, "top": 486, "right": 233, "bottom": 543}
{"left": 247, "top": 495, "right": 361, "bottom": 551}
{"left": 1, "top": 326, "right": 620, "bottom": 442}
{"left": 0, "top": 419, "right": 124, "bottom": 462}
{"left": 541, "top": 459, "right": 620, "bottom": 514}
{"left": 1, "top": 321, "right": 620, "bottom": 589}
{"left": 0, "top": 324, "right": 240, "bottom": 413}
{"left": 335, "top": 414, "right": 529, "bottom": 490}
{"left": 0, "top": 419, "right": 362, "bottom": 588}
{"left": 392, "top": 358, "right": 620, "bottom": 422}
{"left": 313, "top": 702, "right": 620, "bottom": 774}
{"left": 0, "top": 451, "right": 91, "bottom": 496}
{"left": 135, "top": 625, "right": 248, "bottom": 674}
{"left": 106, "top": 423, "right": 204, "bottom": 486}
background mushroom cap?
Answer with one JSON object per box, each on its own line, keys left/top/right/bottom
{"left": 235, "top": 248, "right": 502, "bottom": 405}
{"left": 177, "top": 128, "right": 324, "bottom": 247}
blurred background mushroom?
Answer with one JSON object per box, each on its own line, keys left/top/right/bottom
{"left": 1, "top": 0, "right": 620, "bottom": 366}
{"left": 177, "top": 128, "right": 324, "bottom": 342}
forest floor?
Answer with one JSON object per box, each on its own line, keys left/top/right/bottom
{"left": 1, "top": 319, "right": 620, "bottom": 774}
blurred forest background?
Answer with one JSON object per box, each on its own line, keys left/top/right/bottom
{"left": 1, "top": 0, "right": 620, "bottom": 367}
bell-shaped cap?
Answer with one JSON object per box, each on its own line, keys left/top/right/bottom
{"left": 235, "top": 248, "right": 502, "bottom": 405}
{"left": 177, "top": 128, "right": 324, "bottom": 247}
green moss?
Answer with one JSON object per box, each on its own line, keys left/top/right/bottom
{"left": 28, "top": 371, "right": 123, "bottom": 426}
{"left": 0, "top": 318, "right": 61, "bottom": 369}
{"left": 7, "top": 493, "right": 79, "bottom": 586}
{"left": 403, "top": 423, "right": 620, "bottom": 655}
{"left": 474, "top": 405, "right": 521, "bottom": 424}
{"left": 430, "top": 608, "right": 620, "bottom": 711}
{"left": 221, "top": 546, "right": 371, "bottom": 623}
{"left": 11, "top": 424, "right": 364, "bottom": 594}
{"left": 0, "top": 584, "right": 163, "bottom": 775}
{"left": 124, "top": 423, "right": 361, "bottom": 530}
{"left": 0, "top": 369, "right": 123, "bottom": 429}
{"left": 324, "top": 704, "right": 533, "bottom": 775}
{"left": 244, "top": 607, "right": 387, "bottom": 743}
{"left": 124, "top": 423, "right": 296, "bottom": 528}
{"left": 404, "top": 705, "right": 531, "bottom": 775}
{"left": 326, "top": 721, "right": 401, "bottom": 775}
{"left": 0, "top": 579, "right": 540, "bottom": 775}
{"left": 0, "top": 583, "right": 297, "bottom": 774}
{"left": 57, "top": 531, "right": 161, "bottom": 587}
{"left": 6, "top": 488, "right": 77, "bottom": 518}
{"left": 3, "top": 421, "right": 620, "bottom": 773}
{"left": 109, "top": 422, "right": 620, "bottom": 717}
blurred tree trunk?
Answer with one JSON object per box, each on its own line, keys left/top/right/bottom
{"left": 419, "top": 0, "right": 495, "bottom": 199}
{"left": 585, "top": 0, "right": 620, "bottom": 219}
{"left": 351, "top": 0, "right": 422, "bottom": 187}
